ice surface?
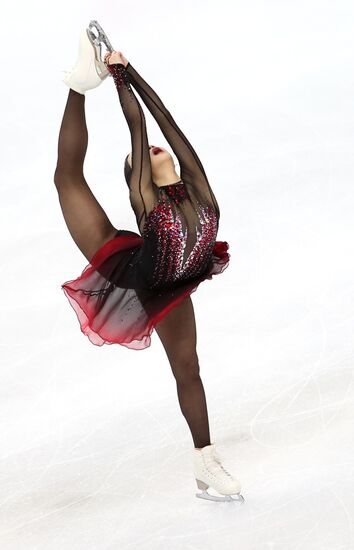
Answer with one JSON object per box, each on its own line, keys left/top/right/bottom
{"left": 1, "top": 1, "right": 354, "bottom": 549}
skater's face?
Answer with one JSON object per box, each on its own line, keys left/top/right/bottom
{"left": 124, "top": 146, "right": 177, "bottom": 187}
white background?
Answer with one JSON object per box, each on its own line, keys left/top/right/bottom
{"left": 1, "top": 0, "right": 354, "bottom": 548}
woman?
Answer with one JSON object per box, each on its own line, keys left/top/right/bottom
{"left": 54, "top": 20, "right": 244, "bottom": 503}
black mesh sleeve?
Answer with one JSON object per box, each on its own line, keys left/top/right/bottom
{"left": 125, "top": 61, "right": 220, "bottom": 219}
{"left": 107, "top": 62, "right": 158, "bottom": 233}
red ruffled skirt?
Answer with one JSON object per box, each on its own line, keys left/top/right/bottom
{"left": 61, "top": 230, "right": 230, "bottom": 350}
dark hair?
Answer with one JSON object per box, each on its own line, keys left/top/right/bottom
{"left": 124, "top": 154, "right": 132, "bottom": 188}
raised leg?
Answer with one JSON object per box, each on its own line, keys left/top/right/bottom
{"left": 154, "top": 296, "right": 211, "bottom": 449}
{"left": 54, "top": 88, "right": 118, "bottom": 262}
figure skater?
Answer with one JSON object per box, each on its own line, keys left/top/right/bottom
{"left": 54, "top": 20, "right": 244, "bottom": 503}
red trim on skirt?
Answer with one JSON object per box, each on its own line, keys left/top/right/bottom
{"left": 61, "top": 232, "right": 230, "bottom": 350}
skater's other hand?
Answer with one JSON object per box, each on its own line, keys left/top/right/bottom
{"left": 104, "top": 51, "right": 129, "bottom": 67}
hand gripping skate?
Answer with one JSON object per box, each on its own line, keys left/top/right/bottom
{"left": 193, "top": 443, "right": 245, "bottom": 503}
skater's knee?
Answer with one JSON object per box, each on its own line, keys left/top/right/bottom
{"left": 53, "top": 167, "right": 84, "bottom": 189}
{"left": 170, "top": 355, "right": 200, "bottom": 384}
{"left": 53, "top": 168, "right": 63, "bottom": 188}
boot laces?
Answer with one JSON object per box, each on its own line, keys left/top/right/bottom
{"left": 206, "top": 451, "right": 233, "bottom": 478}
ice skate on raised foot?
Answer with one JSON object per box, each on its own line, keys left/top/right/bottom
{"left": 62, "top": 21, "right": 114, "bottom": 94}
{"left": 193, "top": 443, "right": 245, "bottom": 503}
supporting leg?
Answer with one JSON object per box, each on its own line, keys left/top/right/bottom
{"left": 154, "top": 296, "right": 211, "bottom": 449}
{"left": 54, "top": 89, "right": 117, "bottom": 261}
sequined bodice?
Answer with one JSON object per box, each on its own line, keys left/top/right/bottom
{"left": 142, "top": 181, "right": 218, "bottom": 289}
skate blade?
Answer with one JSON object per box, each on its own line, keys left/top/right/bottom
{"left": 88, "top": 20, "right": 114, "bottom": 52}
{"left": 85, "top": 28, "right": 109, "bottom": 79}
{"left": 196, "top": 490, "right": 245, "bottom": 503}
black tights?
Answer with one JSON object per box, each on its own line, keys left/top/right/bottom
{"left": 54, "top": 88, "right": 212, "bottom": 449}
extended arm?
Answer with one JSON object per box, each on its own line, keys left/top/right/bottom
{"left": 125, "top": 61, "right": 220, "bottom": 218}
{"left": 108, "top": 62, "right": 157, "bottom": 232}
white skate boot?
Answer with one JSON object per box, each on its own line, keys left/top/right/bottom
{"left": 193, "top": 443, "right": 245, "bottom": 503}
{"left": 62, "top": 21, "right": 113, "bottom": 94}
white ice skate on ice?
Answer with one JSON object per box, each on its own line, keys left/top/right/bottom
{"left": 193, "top": 443, "right": 245, "bottom": 503}
{"left": 62, "top": 20, "right": 114, "bottom": 94}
